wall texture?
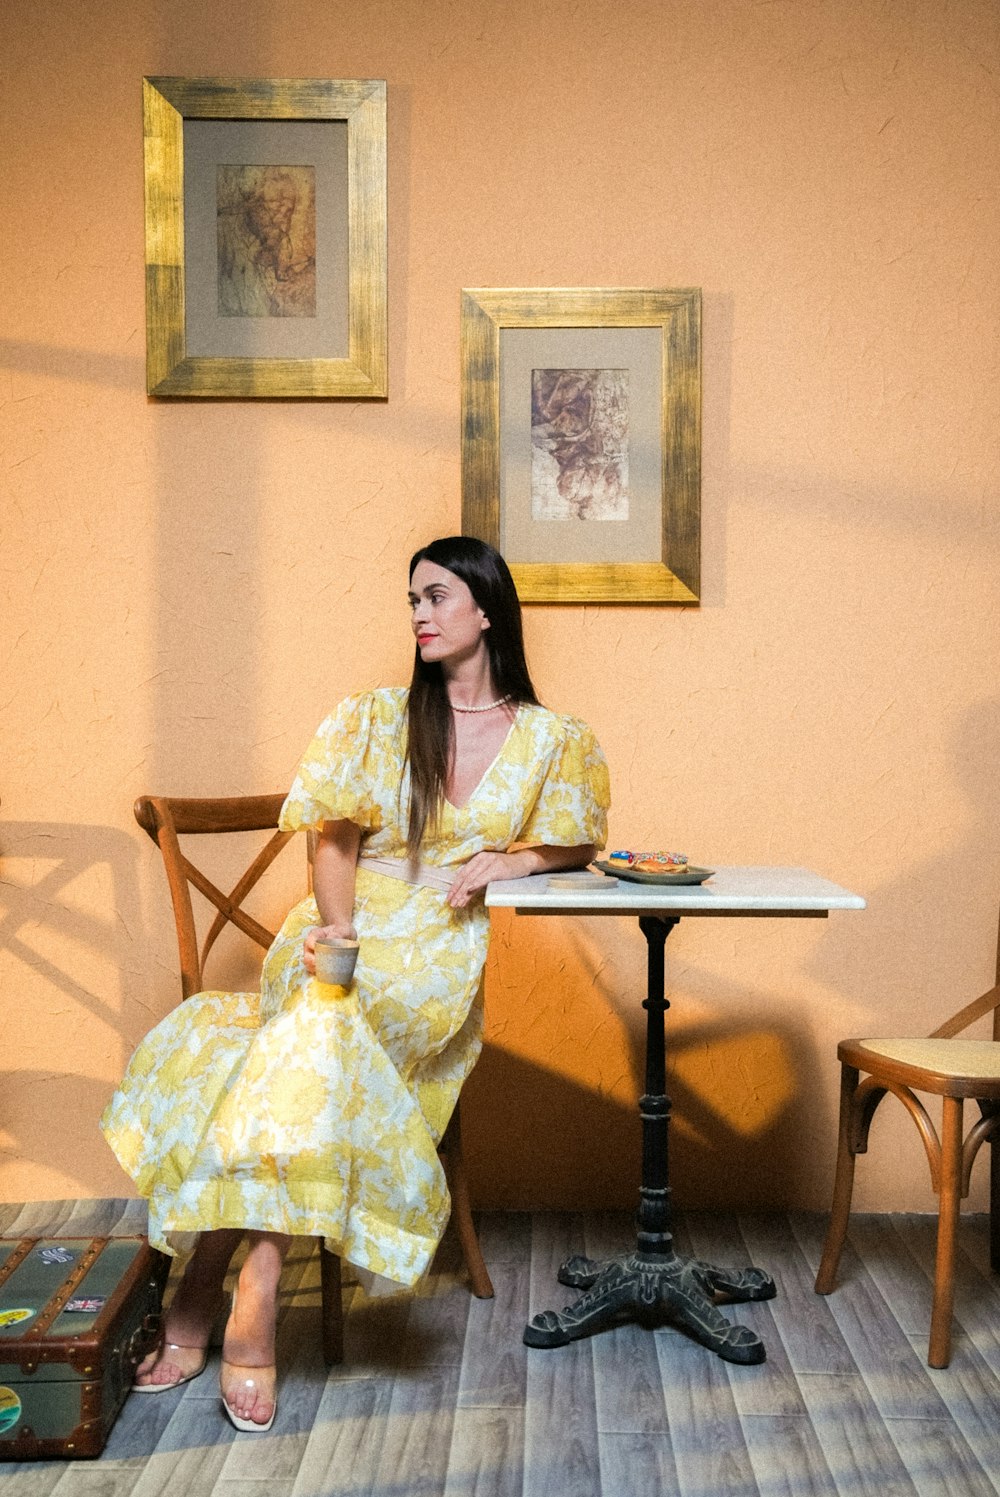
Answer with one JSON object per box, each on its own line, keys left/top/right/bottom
{"left": 2, "top": 0, "right": 998, "bottom": 1216}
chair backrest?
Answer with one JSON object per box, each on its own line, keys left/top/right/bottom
{"left": 134, "top": 794, "right": 306, "bottom": 1000}
{"left": 930, "top": 907, "right": 1000, "bottom": 1042}
{"left": 930, "top": 981, "right": 1000, "bottom": 1042}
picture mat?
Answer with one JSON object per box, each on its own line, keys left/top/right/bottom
{"left": 184, "top": 119, "right": 348, "bottom": 359}
{"left": 499, "top": 327, "right": 662, "bottom": 564}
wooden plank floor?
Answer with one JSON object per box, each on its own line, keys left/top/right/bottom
{"left": 2, "top": 1202, "right": 1000, "bottom": 1497}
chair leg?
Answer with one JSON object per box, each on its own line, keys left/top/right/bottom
{"left": 815, "top": 1064, "right": 860, "bottom": 1295}
{"left": 319, "top": 1241, "right": 344, "bottom": 1366}
{"left": 989, "top": 1106, "right": 1000, "bottom": 1274}
{"left": 928, "top": 1095, "right": 963, "bottom": 1369}
{"left": 441, "top": 1106, "right": 494, "bottom": 1300}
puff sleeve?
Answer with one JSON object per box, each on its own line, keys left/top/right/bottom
{"left": 279, "top": 693, "right": 388, "bottom": 833}
{"left": 516, "top": 716, "right": 610, "bottom": 849}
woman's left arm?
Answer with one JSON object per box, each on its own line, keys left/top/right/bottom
{"left": 447, "top": 844, "right": 596, "bottom": 910}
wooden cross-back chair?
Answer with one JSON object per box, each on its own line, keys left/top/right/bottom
{"left": 815, "top": 929, "right": 1000, "bottom": 1368}
{"left": 134, "top": 792, "right": 494, "bottom": 1366}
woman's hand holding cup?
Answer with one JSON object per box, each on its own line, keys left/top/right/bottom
{"left": 305, "top": 922, "right": 359, "bottom": 982}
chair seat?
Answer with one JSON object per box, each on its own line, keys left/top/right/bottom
{"left": 841, "top": 1036, "right": 1000, "bottom": 1094}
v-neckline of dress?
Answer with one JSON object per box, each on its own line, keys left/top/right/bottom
{"left": 443, "top": 706, "right": 521, "bottom": 813}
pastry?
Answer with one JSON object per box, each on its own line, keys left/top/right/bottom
{"left": 634, "top": 852, "right": 689, "bottom": 873}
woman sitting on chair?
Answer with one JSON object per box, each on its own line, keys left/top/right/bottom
{"left": 101, "top": 536, "right": 610, "bottom": 1431}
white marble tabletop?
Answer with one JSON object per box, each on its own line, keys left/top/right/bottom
{"left": 485, "top": 865, "right": 866, "bottom": 917}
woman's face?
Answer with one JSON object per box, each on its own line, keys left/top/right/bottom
{"left": 409, "top": 559, "right": 489, "bottom": 671}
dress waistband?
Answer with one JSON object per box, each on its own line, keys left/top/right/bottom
{"left": 356, "top": 853, "right": 456, "bottom": 892}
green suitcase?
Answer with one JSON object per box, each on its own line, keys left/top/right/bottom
{"left": 0, "top": 1236, "right": 169, "bottom": 1459}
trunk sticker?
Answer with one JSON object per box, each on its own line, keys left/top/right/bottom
{"left": 0, "top": 1387, "right": 22, "bottom": 1433}
{"left": 37, "top": 1246, "right": 77, "bottom": 1265}
{"left": 0, "top": 1309, "right": 34, "bottom": 1327}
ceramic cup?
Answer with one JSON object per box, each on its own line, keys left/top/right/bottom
{"left": 314, "top": 937, "right": 360, "bottom": 988}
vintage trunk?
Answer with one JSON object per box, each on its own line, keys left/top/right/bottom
{"left": 0, "top": 1236, "right": 169, "bottom": 1459}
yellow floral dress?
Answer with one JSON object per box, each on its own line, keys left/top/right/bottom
{"left": 101, "top": 690, "right": 609, "bottom": 1285}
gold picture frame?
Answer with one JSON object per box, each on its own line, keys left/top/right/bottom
{"left": 143, "top": 77, "right": 387, "bottom": 398}
{"left": 461, "top": 288, "right": 701, "bottom": 603}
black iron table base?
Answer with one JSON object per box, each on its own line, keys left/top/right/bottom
{"left": 523, "top": 1250, "right": 776, "bottom": 1364}
{"left": 523, "top": 915, "right": 777, "bottom": 1363}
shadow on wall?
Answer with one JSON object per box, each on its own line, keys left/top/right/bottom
{"left": 808, "top": 695, "right": 1000, "bottom": 1021}
{"left": 0, "top": 1073, "right": 137, "bottom": 1200}
{"left": 801, "top": 694, "right": 1000, "bottom": 1212}
{"left": 477, "top": 901, "right": 847, "bottom": 1212}
{"left": 481, "top": 696, "right": 1000, "bottom": 1217}
{"left": 0, "top": 821, "right": 144, "bottom": 1196}
{"left": 463, "top": 1009, "right": 813, "bottom": 1214}
{"left": 0, "top": 339, "right": 142, "bottom": 387}
{"left": 559, "top": 912, "right": 836, "bottom": 1210}
{"left": 0, "top": 821, "right": 142, "bottom": 1032}
{"left": 0, "top": 815, "right": 304, "bottom": 1198}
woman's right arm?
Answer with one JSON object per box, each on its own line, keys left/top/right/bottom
{"left": 302, "top": 818, "right": 362, "bottom": 974}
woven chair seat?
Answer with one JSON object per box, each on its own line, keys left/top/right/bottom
{"left": 846, "top": 1037, "right": 1000, "bottom": 1087}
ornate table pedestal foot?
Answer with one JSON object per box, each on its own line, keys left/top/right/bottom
{"left": 523, "top": 1251, "right": 776, "bottom": 1364}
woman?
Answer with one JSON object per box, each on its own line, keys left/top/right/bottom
{"left": 101, "top": 536, "right": 610, "bottom": 1430}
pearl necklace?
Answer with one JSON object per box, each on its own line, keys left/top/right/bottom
{"left": 449, "top": 694, "right": 512, "bottom": 714}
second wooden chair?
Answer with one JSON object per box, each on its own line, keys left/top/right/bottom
{"left": 815, "top": 948, "right": 1000, "bottom": 1368}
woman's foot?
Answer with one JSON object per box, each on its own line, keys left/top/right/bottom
{"left": 132, "top": 1341, "right": 207, "bottom": 1392}
{"left": 220, "top": 1356, "right": 277, "bottom": 1431}
{"left": 133, "top": 1284, "right": 222, "bottom": 1391}
{"left": 133, "top": 1230, "right": 239, "bottom": 1392}
{"left": 219, "top": 1240, "right": 286, "bottom": 1430}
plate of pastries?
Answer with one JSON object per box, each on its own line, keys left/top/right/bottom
{"left": 594, "top": 850, "right": 715, "bottom": 885}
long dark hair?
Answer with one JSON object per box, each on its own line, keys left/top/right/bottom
{"left": 405, "top": 536, "right": 540, "bottom": 855}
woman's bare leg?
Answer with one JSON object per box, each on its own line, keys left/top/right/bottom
{"left": 220, "top": 1230, "right": 291, "bottom": 1426}
{"left": 135, "top": 1229, "right": 241, "bottom": 1388}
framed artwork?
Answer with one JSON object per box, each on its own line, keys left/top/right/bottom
{"left": 461, "top": 288, "right": 701, "bottom": 603}
{"left": 143, "top": 77, "right": 387, "bottom": 398}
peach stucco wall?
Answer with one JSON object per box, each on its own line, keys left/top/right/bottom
{"left": 2, "top": 0, "right": 998, "bottom": 1216}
